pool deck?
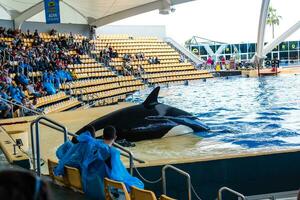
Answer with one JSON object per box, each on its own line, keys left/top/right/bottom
{"left": 242, "top": 66, "right": 300, "bottom": 77}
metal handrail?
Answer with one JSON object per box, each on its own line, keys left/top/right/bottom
{"left": 30, "top": 116, "right": 68, "bottom": 176}
{"left": 30, "top": 116, "right": 143, "bottom": 176}
{"left": 162, "top": 165, "right": 191, "bottom": 200}
{"left": 218, "top": 187, "right": 246, "bottom": 200}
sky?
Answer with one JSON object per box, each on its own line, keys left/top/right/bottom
{"left": 109, "top": 0, "right": 300, "bottom": 45}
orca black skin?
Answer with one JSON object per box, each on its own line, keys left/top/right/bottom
{"left": 75, "top": 86, "right": 209, "bottom": 142}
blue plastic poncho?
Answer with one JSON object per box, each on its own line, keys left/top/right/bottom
{"left": 18, "top": 74, "right": 29, "bottom": 85}
{"left": 54, "top": 131, "right": 143, "bottom": 200}
{"left": 43, "top": 82, "right": 56, "bottom": 95}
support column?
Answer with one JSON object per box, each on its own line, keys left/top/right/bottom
{"left": 262, "top": 21, "right": 300, "bottom": 56}
{"left": 255, "top": 0, "right": 270, "bottom": 73}
{"left": 13, "top": 1, "right": 45, "bottom": 29}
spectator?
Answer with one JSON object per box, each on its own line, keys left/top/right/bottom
{"left": 33, "top": 29, "right": 39, "bottom": 38}
{"left": 154, "top": 57, "right": 160, "bottom": 64}
{"left": 148, "top": 57, "right": 154, "bottom": 64}
{"left": 26, "top": 81, "right": 42, "bottom": 97}
{"left": 49, "top": 28, "right": 57, "bottom": 36}
{"left": 206, "top": 55, "right": 213, "bottom": 70}
{"left": 179, "top": 54, "right": 185, "bottom": 63}
{"left": 221, "top": 56, "right": 226, "bottom": 67}
{"left": 21, "top": 97, "right": 39, "bottom": 116}
{"left": 0, "top": 86, "right": 12, "bottom": 118}
{"left": 123, "top": 53, "right": 130, "bottom": 62}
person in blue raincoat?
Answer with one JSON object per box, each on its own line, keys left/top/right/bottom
{"left": 43, "top": 82, "right": 56, "bottom": 95}
{"left": 53, "top": 126, "right": 144, "bottom": 200}
{"left": 42, "top": 70, "right": 49, "bottom": 82}
{"left": 8, "top": 83, "right": 23, "bottom": 103}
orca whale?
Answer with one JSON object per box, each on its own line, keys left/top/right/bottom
{"left": 75, "top": 86, "right": 209, "bottom": 142}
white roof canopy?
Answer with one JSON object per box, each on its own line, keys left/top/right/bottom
{"left": 0, "top": 0, "right": 193, "bottom": 28}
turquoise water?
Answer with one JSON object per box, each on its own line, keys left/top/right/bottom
{"left": 127, "top": 75, "right": 300, "bottom": 149}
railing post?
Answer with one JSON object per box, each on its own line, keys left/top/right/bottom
{"left": 218, "top": 187, "right": 246, "bottom": 200}
{"left": 129, "top": 152, "right": 133, "bottom": 175}
{"left": 11, "top": 102, "right": 14, "bottom": 118}
{"left": 31, "top": 116, "right": 69, "bottom": 176}
{"left": 35, "top": 122, "right": 41, "bottom": 176}
{"left": 112, "top": 142, "right": 135, "bottom": 175}
{"left": 30, "top": 122, "right": 36, "bottom": 171}
{"left": 162, "top": 165, "right": 191, "bottom": 200}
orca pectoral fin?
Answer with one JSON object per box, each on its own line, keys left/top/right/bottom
{"left": 131, "top": 121, "right": 178, "bottom": 133}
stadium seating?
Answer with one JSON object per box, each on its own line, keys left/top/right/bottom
{"left": 91, "top": 35, "right": 213, "bottom": 84}
{"left": 104, "top": 178, "right": 131, "bottom": 200}
{"left": 1, "top": 29, "right": 214, "bottom": 119}
{"left": 61, "top": 53, "right": 144, "bottom": 105}
{"left": 48, "top": 159, "right": 83, "bottom": 193}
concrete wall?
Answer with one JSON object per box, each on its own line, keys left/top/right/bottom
{"left": 0, "top": 19, "right": 90, "bottom": 36}
{"left": 0, "top": 19, "right": 13, "bottom": 29}
{"left": 21, "top": 21, "right": 90, "bottom": 36}
{"left": 97, "top": 25, "right": 166, "bottom": 38}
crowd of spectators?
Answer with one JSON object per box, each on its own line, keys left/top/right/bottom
{"left": 0, "top": 27, "right": 92, "bottom": 119}
{"left": 98, "top": 43, "right": 149, "bottom": 76}
{"left": 99, "top": 44, "right": 118, "bottom": 66}
{"left": 122, "top": 52, "right": 149, "bottom": 76}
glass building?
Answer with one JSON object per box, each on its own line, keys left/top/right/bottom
{"left": 187, "top": 38, "right": 300, "bottom": 66}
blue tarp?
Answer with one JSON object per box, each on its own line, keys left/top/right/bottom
{"left": 53, "top": 131, "right": 143, "bottom": 200}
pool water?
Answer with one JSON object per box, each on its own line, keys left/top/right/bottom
{"left": 127, "top": 75, "right": 300, "bottom": 150}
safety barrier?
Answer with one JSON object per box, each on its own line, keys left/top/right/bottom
{"left": 162, "top": 165, "right": 192, "bottom": 200}
{"left": 218, "top": 187, "right": 246, "bottom": 200}
{"left": 29, "top": 116, "right": 143, "bottom": 176}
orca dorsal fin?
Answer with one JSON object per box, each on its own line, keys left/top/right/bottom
{"left": 143, "top": 86, "right": 160, "bottom": 107}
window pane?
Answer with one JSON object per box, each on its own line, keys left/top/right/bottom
{"left": 272, "top": 52, "right": 279, "bottom": 59}
{"left": 248, "top": 52, "right": 255, "bottom": 58}
{"left": 279, "top": 51, "right": 288, "bottom": 60}
{"left": 248, "top": 43, "right": 256, "bottom": 52}
{"left": 289, "top": 51, "right": 298, "bottom": 60}
{"left": 200, "top": 46, "right": 207, "bottom": 55}
{"left": 241, "top": 54, "right": 247, "bottom": 60}
{"left": 191, "top": 46, "right": 200, "bottom": 55}
{"left": 279, "top": 42, "right": 288, "bottom": 51}
{"left": 225, "top": 45, "right": 231, "bottom": 54}
{"left": 240, "top": 44, "right": 247, "bottom": 53}
{"left": 289, "top": 41, "right": 298, "bottom": 51}
{"left": 215, "top": 45, "right": 221, "bottom": 53}
{"left": 210, "top": 45, "right": 216, "bottom": 52}
{"left": 201, "top": 56, "right": 207, "bottom": 61}
{"left": 232, "top": 44, "right": 239, "bottom": 53}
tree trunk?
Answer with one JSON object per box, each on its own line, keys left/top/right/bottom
{"left": 272, "top": 24, "right": 275, "bottom": 39}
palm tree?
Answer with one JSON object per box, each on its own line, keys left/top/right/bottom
{"left": 266, "top": 6, "right": 282, "bottom": 38}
